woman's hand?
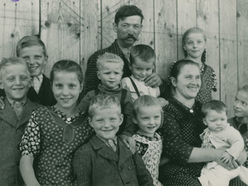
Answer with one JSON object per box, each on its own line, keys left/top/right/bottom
{"left": 120, "top": 134, "right": 136, "bottom": 153}
{"left": 144, "top": 73, "right": 162, "bottom": 87}
{"left": 236, "top": 149, "right": 248, "bottom": 165}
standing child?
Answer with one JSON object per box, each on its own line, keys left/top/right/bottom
{"left": 73, "top": 95, "right": 154, "bottom": 186}
{"left": 182, "top": 27, "right": 217, "bottom": 103}
{"left": 121, "top": 44, "right": 167, "bottom": 106}
{"left": 132, "top": 95, "right": 163, "bottom": 186}
{"left": 198, "top": 100, "right": 248, "bottom": 186}
{"left": 19, "top": 60, "right": 94, "bottom": 186}
{"left": 0, "top": 57, "right": 39, "bottom": 186}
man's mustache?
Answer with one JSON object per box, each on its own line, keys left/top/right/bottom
{"left": 125, "top": 34, "right": 137, "bottom": 41}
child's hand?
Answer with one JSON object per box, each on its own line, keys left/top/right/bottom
{"left": 158, "top": 97, "right": 168, "bottom": 107}
{"left": 120, "top": 134, "right": 136, "bottom": 153}
{"left": 144, "top": 73, "right": 162, "bottom": 88}
{"left": 220, "top": 152, "right": 233, "bottom": 164}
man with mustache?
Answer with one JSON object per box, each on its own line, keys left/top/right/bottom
{"left": 83, "top": 5, "right": 162, "bottom": 95}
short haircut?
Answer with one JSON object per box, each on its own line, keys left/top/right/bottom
{"left": 201, "top": 100, "right": 227, "bottom": 117}
{"left": 130, "top": 44, "right": 156, "bottom": 65}
{"left": 50, "top": 60, "right": 83, "bottom": 84}
{"left": 88, "top": 95, "right": 122, "bottom": 119}
{"left": 16, "top": 35, "right": 47, "bottom": 57}
{"left": 96, "top": 52, "right": 124, "bottom": 71}
{"left": 0, "top": 57, "right": 30, "bottom": 78}
{"left": 133, "top": 95, "right": 162, "bottom": 117}
{"left": 114, "top": 5, "right": 144, "bottom": 24}
{"left": 238, "top": 84, "right": 248, "bottom": 93}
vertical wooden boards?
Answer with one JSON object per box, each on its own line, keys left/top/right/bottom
{"left": 80, "top": 0, "right": 99, "bottom": 73}
{"left": 237, "top": 0, "right": 248, "bottom": 87}
{"left": 0, "top": 0, "right": 39, "bottom": 58}
{"left": 154, "top": 0, "right": 177, "bottom": 79}
{"left": 177, "top": 0, "right": 197, "bottom": 59}
{"left": 196, "top": 0, "right": 220, "bottom": 100}
{"left": 40, "top": 0, "right": 80, "bottom": 76}
{"left": 219, "top": 0, "right": 237, "bottom": 116}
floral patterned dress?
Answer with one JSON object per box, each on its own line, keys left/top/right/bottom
{"left": 19, "top": 106, "right": 94, "bottom": 186}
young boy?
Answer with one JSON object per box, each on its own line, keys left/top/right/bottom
{"left": 121, "top": 44, "right": 167, "bottom": 106}
{"left": 0, "top": 57, "right": 39, "bottom": 186}
{"left": 73, "top": 95, "right": 154, "bottom": 186}
{"left": 198, "top": 100, "right": 248, "bottom": 186}
{"left": 0, "top": 35, "right": 56, "bottom": 106}
{"left": 77, "top": 52, "right": 133, "bottom": 134}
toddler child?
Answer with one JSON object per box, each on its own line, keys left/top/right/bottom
{"left": 0, "top": 35, "right": 56, "bottom": 106}
{"left": 19, "top": 60, "right": 94, "bottom": 186}
{"left": 198, "top": 100, "right": 248, "bottom": 186}
{"left": 0, "top": 57, "right": 39, "bottom": 186}
{"left": 132, "top": 95, "right": 163, "bottom": 186}
{"left": 78, "top": 52, "right": 133, "bottom": 134}
{"left": 73, "top": 95, "right": 154, "bottom": 186}
{"left": 121, "top": 44, "right": 167, "bottom": 106}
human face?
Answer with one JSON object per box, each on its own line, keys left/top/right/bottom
{"left": 183, "top": 32, "right": 206, "bottom": 60}
{"left": 97, "top": 62, "right": 123, "bottom": 90}
{"left": 19, "top": 45, "right": 47, "bottom": 77}
{"left": 89, "top": 106, "right": 123, "bottom": 140}
{"left": 172, "top": 64, "right": 201, "bottom": 100}
{"left": 204, "top": 110, "right": 228, "bottom": 132}
{"left": 0, "top": 64, "right": 31, "bottom": 101}
{"left": 134, "top": 105, "right": 161, "bottom": 137}
{"left": 52, "top": 71, "right": 82, "bottom": 113}
{"left": 130, "top": 57, "right": 154, "bottom": 81}
{"left": 114, "top": 16, "right": 142, "bottom": 48}
{"left": 233, "top": 90, "right": 248, "bottom": 117}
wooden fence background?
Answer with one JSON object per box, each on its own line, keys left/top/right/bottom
{"left": 0, "top": 0, "right": 248, "bottom": 116}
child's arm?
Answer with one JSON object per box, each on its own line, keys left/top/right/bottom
{"left": 73, "top": 145, "right": 92, "bottom": 186}
{"left": 132, "top": 152, "right": 154, "bottom": 186}
{"left": 20, "top": 155, "right": 40, "bottom": 186}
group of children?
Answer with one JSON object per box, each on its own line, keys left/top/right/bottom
{"left": 0, "top": 23, "right": 247, "bottom": 186}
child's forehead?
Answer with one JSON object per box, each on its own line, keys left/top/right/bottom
{"left": 205, "top": 109, "right": 226, "bottom": 117}
{"left": 237, "top": 90, "right": 248, "bottom": 100}
{"left": 3, "top": 63, "right": 29, "bottom": 74}
{"left": 133, "top": 57, "right": 155, "bottom": 66}
{"left": 19, "top": 45, "right": 45, "bottom": 56}
{"left": 100, "top": 61, "right": 123, "bottom": 70}
{"left": 93, "top": 105, "right": 121, "bottom": 115}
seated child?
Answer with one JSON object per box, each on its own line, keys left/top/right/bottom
{"left": 0, "top": 57, "right": 39, "bottom": 186}
{"left": 0, "top": 35, "right": 56, "bottom": 106}
{"left": 73, "top": 95, "right": 154, "bottom": 186}
{"left": 78, "top": 52, "right": 133, "bottom": 134}
{"left": 121, "top": 44, "right": 167, "bottom": 106}
{"left": 198, "top": 100, "right": 248, "bottom": 186}
{"left": 132, "top": 95, "right": 163, "bottom": 186}
{"left": 19, "top": 60, "right": 94, "bottom": 186}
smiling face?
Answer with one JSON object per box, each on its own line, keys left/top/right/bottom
{"left": 204, "top": 110, "right": 228, "bottom": 132}
{"left": 233, "top": 90, "right": 248, "bottom": 117}
{"left": 19, "top": 45, "right": 47, "bottom": 77}
{"left": 172, "top": 64, "right": 201, "bottom": 100}
{"left": 130, "top": 57, "right": 154, "bottom": 81}
{"left": 0, "top": 63, "right": 31, "bottom": 101}
{"left": 52, "top": 71, "right": 82, "bottom": 113}
{"left": 183, "top": 32, "right": 206, "bottom": 60}
{"left": 97, "top": 62, "right": 123, "bottom": 90}
{"left": 134, "top": 105, "right": 161, "bottom": 137}
{"left": 89, "top": 106, "right": 123, "bottom": 140}
{"left": 114, "top": 15, "right": 142, "bottom": 48}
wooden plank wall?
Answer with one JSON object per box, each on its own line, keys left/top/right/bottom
{"left": 0, "top": 0, "right": 248, "bottom": 117}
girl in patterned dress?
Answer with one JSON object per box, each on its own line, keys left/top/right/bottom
{"left": 182, "top": 27, "right": 217, "bottom": 104}
{"left": 19, "top": 60, "right": 94, "bottom": 186}
{"left": 132, "top": 95, "right": 163, "bottom": 186}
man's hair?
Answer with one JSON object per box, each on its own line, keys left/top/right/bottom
{"left": 16, "top": 35, "right": 47, "bottom": 57}
{"left": 114, "top": 5, "right": 144, "bottom": 24}
{"left": 96, "top": 52, "right": 124, "bottom": 71}
{"left": 88, "top": 95, "right": 121, "bottom": 119}
{"left": 238, "top": 84, "right": 248, "bottom": 94}
{"left": 130, "top": 44, "right": 156, "bottom": 65}
{"left": 201, "top": 100, "right": 227, "bottom": 117}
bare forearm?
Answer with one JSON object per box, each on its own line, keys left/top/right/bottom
{"left": 188, "top": 148, "right": 224, "bottom": 163}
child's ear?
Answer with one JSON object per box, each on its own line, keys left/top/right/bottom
{"left": 119, "top": 114, "right": 124, "bottom": 125}
{"left": 203, "top": 118, "right": 207, "bottom": 126}
{"left": 171, "top": 77, "right": 177, "bottom": 87}
{"left": 88, "top": 117, "right": 93, "bottom": 127}
{"left": 113, "top": 22, "right": 118, "bottom": 33}
{"left": 97, "top": 71, "right": 101, "bottom": 80}
{"left": 132, "top": 116, "right": 138, "bottom": 125}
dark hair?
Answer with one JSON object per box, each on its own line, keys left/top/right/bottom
{"left": 16, "top": 35, "right": 47, "bottom": 57}
{"left": 50, "top": 60, "right": 83, "bottom": 84}
{"left": 114, "top": 5, "right": 144, "bottom": 24}
{"left": 201, "top": 100, "right": 227, "bottom": 117}
{"left": 130, "top": 44, "right": 155, "bottom": 65}
{"left": 182, "top": 27, "right": 207, "bottom": 63}
{"left": 238, "top": 84, "right": 248, "bottom": 93}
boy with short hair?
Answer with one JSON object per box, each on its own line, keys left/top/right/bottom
{"left": 78, "top": 52, "right": 133, "bottom": 134}
{"left": 0, "top": 57, "right": 39, "bottom": 186}
{"left": 0, "top": 35, "right": 56, "bottom": 106}
{"left": 198, "top": 100, "right": 248, "bottom": 186}
{"left": 73, "top": 95, "right": 154, "bottom": 186}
